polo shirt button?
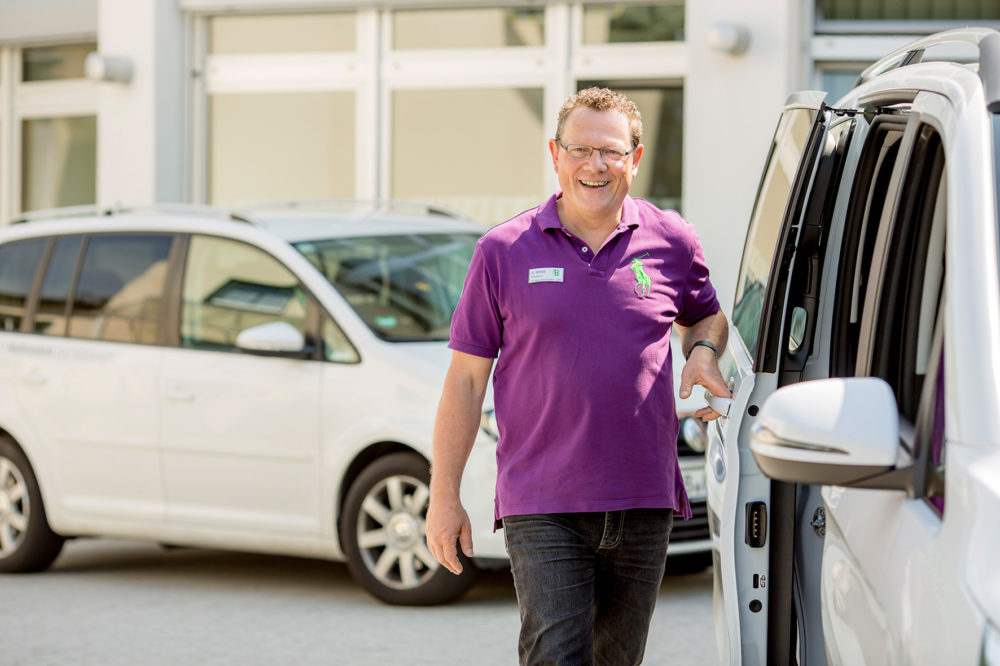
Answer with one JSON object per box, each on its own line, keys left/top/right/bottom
{"left": 582, "top": 247, "right": 588, "bottom": 253}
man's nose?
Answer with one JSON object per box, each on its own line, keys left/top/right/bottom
{"left": 586, "top": 150, "right": 608, "bottom": 168}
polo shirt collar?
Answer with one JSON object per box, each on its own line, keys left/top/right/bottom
{"left": 534, "top": 193, "right": 642, "bottom": 232}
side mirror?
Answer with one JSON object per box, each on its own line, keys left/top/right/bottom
{"left": 749, "top": 377, "right": 912, "bottom": 490}
{"left": 235, "top": 321, "right": 308, "bottom": 357}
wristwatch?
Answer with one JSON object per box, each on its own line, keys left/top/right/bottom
{"left": 686, "top": 340, "right": 719, "bottom": 360}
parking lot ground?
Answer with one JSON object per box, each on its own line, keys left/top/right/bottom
{"left": 0, "top": 538, "right": 717, "bottom": 665}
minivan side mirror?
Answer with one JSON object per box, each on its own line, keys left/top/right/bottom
{"left": 749, "top": 377, "right": 913, "bottom": 491}
{"left": 235, "top": 321, "right": 309, "bottom": 357}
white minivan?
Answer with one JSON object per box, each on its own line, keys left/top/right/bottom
{"left": 707, "top": 29, "right": 1000, "bottom": 664}
{"left": 0, "top": 202, "right": 507, "bottom": 605}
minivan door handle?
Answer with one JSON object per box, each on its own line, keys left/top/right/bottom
{"left": 703, "top": 390, "right": 733, "bottom": 418}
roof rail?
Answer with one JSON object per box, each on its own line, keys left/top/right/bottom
{"left": 10, "top": 203, "right": 256, "bottom": 225}
{"left": 855, "top": 27, "right": 1000, "bottom": 88}
{"left": 243, "top": 199, "right": 468, "bottom": 220}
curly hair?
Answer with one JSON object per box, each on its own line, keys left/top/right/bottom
{"left": 555, "top": 87, "right": 642, "bottom": 148}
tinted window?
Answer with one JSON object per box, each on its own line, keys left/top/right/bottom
{"left": 33, "top": 235, "right": 83, "bottom": 336}
{"left": 866, "top": 126, "right": 945, "bottom": 422}
{"left": 831, "top": 120, "right": 907, "bottom": 377}
{"left": 68, "top": 234, "right": 172, "bottom": 344}
{"left": 732, "top": 107, "right": 817, "bottom": 360}
{"left": 0, "top": 239, "right": 46, "bottom": 332}
{"left": 182, "top": 236, "right": 307, "bottom": 351}
{"left": 295, "top": 233, "right": 478, "bottom": 342}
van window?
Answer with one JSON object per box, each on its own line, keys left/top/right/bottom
{"left": 733, "top": 107, "right": 817, "bottom": 361}
{"left": 67, "top": 234, "right": 172, "bottom": 344}
{"left": 33, "top": 235, "right": 83, "bottom": 336}
{"left": 181, "top": 235, "right": 308, "bottom": 352}
{"left": 831, "top": 118, "right": 907, "bottom": 377}
{"left": 865, "top": 125, "right": 946, "bottom": 423}
{"left": 0, "top": 239, "right": 46, "bottom": 332}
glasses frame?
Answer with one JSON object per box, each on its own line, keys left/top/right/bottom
{"left": 556, "top": 140, "right": 636, "bottom": 163}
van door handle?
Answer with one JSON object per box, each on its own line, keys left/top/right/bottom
{"left": 703, "top": 391, "right": 733, "bottom": 418}
{"left": 21, "top": 370, "right": 47, "bottom": 386}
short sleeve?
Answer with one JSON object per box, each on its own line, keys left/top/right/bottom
{"left": 674, "top": 227, "right": 721, "bottom": 327}
{"left": 448, "top": 239, "right": 503, "bottom": 358}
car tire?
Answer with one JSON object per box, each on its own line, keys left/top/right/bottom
{"left": 0, "top": 436, "right": 64, "bottom": 573}
{"left": 666, "top": 551, "right": 712, "bottom": 575}
{"left": 341, "top": 452, "right": 477, "bottom": 605}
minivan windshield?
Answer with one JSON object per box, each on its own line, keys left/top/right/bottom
{"left": 294, "top": 233, "right": 479, "bottom": 342}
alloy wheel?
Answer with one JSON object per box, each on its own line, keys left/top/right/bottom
{"left": 355, "top": 473, "right": 439, "bottom": 590}
{"left": 0, "top": 456, "right": 30, "bottom": 558}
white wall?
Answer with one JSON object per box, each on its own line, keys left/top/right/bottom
{"left": 684, "top": 0, "right": 806, "bottom": 313}
{"left": 96, "top": 0, "right": 185, "bottom": 205}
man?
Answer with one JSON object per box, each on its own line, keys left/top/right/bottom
{"left": 427, "top": 87, "right": 729, "bottom": 665}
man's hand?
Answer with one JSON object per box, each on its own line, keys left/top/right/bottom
{"left": 427, "top": 351, "right": 493, "bottom": 575}
{"left": 679, "top": 345, "right": 731, "bottom": 421}
{"left": 426, "top": 496, "right": 474, "bottom": 575}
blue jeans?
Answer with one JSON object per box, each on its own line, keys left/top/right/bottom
{"left": 503, "top": 509, "right": 674, "bottom": 666}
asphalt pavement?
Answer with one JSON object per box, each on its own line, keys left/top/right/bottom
{"left": 0, "top": 538, "right": 718, "bottom": 665}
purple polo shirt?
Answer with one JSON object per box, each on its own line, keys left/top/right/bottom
{"left": 449, "top": 193, "right": 720, "bottom": 528}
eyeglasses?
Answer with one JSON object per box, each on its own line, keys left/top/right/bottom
{"left": 556, "top": 141, "right": 635, "bottom": 163}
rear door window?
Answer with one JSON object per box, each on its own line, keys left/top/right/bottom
{"left": 67, "top": 234, "right": 173, "bottom": 344}
{"left": 0, "top": 239, "right": 47, "bottom": 332}
{"left": 33, "top": 234, "right": 83, "bottom": 336}
{"left": 831, "top": 115, "right": 908, "bottom": 376}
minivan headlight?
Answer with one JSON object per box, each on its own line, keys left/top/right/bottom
{"left": 480, "top": 409, "right": 499, "bottom": 442}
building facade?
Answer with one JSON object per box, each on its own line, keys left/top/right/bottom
{"left": 1, "top": 0, "right": 997, "bottom": 304}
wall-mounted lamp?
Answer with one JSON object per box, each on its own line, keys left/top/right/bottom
{"left": 85, "top": 52, "right": 134, "bottom": 83}
{"left": 707, "top": 22, "right": 751, "bottom": 56}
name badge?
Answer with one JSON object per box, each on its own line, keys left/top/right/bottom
{"left": 528, "top": 267, "right": 564, "bottom": 283}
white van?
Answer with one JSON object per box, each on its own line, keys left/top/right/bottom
{"left": 0, "top": 202, "right": 507, "bottom": 605}
{"left": 707, "top": 29, "right": 1000, "bottom": 664}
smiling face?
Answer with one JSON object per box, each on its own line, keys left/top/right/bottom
{"left": 549, "top": 107, "right": 643, "bottom": 228}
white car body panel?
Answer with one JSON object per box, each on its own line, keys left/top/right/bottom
{"left": 706, "top": 331, "right": 760, "bottom": 665}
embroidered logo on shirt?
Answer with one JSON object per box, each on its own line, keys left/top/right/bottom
{"left": 528, "top": 267, "right": 564, "bottom": 283}
{"left": 630, "top": 253, "right": 651, "bottom": 297}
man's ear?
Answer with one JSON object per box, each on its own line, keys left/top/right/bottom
{"left": 630, "top": 143, "right": 644, "bottom": 175}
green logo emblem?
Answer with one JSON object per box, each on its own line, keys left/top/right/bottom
{"left": 630, "top": 253, "right": 651, "bottom": 297}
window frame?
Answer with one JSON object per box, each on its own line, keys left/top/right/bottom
{"left": 188, "top": 5, "right": 691, "bottom": 218}
{"left": 3, "top": 44, "right": 99, "bottom": 222}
